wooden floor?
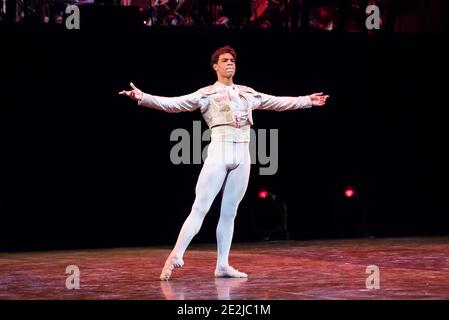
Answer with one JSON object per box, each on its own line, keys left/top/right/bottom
{"left": 1, "top": 237, "right": 448, "bottom": 300}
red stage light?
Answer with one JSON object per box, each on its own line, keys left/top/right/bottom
{"left": 344, "top": 187, "right": 356, "bottom": 198}
{"left": 258, "top": 190, "right": 269, "bottom": 199}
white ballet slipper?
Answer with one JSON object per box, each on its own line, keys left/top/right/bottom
{"left": 214, "top": 266, "right": 248, "bottom": 278}
{"left": 160, "top": 256, "right": 184, "bottom": 281}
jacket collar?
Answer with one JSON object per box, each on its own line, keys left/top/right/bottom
{"left": 214, "top": 81, "right": 236, "bottom": 90}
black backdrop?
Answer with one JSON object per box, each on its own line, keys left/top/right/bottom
{"left": 1, "top": 25, "right": 448, "bottom": 251}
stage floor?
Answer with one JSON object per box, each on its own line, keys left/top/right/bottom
{"left": 1, "top": 237, "right": 448, "bottom": 300}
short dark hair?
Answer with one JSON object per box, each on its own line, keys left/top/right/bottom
{"left": 210, "top": 45, "right": 237, "bottom": 68}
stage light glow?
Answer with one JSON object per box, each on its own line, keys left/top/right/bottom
{"left": 258, "top": 189, "right": 269, "bottom": 199}
{"left": 344, "top": 186, "right": 356, "bottom": 198}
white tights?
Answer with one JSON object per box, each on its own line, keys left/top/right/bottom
{"left": 168, "top": 141, "right": 251, "bottom": 269}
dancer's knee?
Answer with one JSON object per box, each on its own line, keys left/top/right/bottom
{"left": 220, "top": 203, "right": 239, "bottom": 219}
{"left": 183, "top": 213, "right": 204, "bottom": 236}
{"left": 191, "top": 202, "right": 209, "bottom": 219}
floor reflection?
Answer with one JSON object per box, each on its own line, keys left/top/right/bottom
{"left": 160, "top": 277, "right": 248, "bottom": 300}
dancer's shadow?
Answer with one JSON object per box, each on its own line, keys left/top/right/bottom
{"left": 160, "top": 277, "right": 248, "bottom": 300}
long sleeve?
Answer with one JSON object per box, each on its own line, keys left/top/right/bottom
{"left": 138, "top": 90, "right": 202, "bottom": 113}
{"left": 254, "top": 92, "right": 312, "bottom": 111}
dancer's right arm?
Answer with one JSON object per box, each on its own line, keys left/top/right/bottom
{"left": 119, "top": 82, "right": 200, "bottom": 113}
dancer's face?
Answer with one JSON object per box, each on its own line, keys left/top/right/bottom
{"left": 213, "top": 53, "right": 236, "bottom": 79}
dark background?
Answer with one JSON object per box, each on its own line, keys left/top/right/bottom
{"left": 1, "top": 23, "right": 448, "bottom": 251}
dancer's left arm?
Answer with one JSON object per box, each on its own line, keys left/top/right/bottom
{"left": 256, "top": 92, "right": 329, "bottom": 111}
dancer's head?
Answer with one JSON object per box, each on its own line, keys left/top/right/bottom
{"left": 211, "top": 45, "right": 237, "bottom": 81}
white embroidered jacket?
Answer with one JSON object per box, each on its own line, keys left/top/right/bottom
{"left": 138, "top": 82, "right": 312, "bottom": 142}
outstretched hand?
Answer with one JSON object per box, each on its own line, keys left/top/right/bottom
{"left": 119, "top": 82, "right": 143, "bottom": 101}
{"left": 309, "top": 92, "right": 329, "bottom": 107}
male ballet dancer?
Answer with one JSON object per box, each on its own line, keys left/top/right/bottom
{"left": 119, "top": 46, "right": 328, "bottom": 280}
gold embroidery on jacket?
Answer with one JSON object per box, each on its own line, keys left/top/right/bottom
{"left": 203, "top": 93, "right": 234, "bottom": 128}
